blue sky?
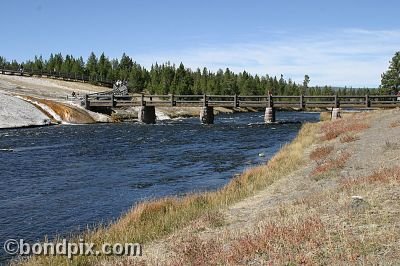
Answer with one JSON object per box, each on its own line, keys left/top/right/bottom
{"left": 1, "top": 0, "right": 400, "bottom": 87}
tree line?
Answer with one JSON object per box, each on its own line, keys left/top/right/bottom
{"left": 0, "top": 52, "right": 379, "bottom": 95}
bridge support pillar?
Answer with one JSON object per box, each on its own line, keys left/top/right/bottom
{"left": 200, "top": 106, "right": 214, "bottom": 124}
{"left": 331, "top": 108, "right": 341, "bottom": 120}
{"left": 138, "top": 106, "right": 156, "bottom": 124}
{"left": 264, "top": 107, "right": 276, "bottom": 123}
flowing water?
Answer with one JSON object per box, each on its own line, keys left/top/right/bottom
{"left": 0, "top": 111, "right": 319, "bottom": 262}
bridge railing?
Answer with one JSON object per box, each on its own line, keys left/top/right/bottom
{"left": 85, "top": 93, "right": 400, "bottom": 109}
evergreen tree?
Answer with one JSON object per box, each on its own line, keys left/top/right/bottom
{"left": 0, "top": 56, "right": 5, "bottom": 67}
{"left": 86, "top": 52, "right": 98, "bottom": 80}
{"left": 302, "top": 74, "right": 310, "bottom": 95}
{"left": 71, "top": 57, "right": 85, "bottom": 75}
{"left": 128, "top": 63, "right": 145, "bottom": 93}
{"left": 380, "top": 51, "right": 400, "bottom": 94}
{"left": 0, "top": 52, "right": 382, "bottom": 96}
{"left": 98, "top": 53, "right": 112, "bottom": 81}
{"left": 33, "top": 55, "right": 44, "bottom": 71}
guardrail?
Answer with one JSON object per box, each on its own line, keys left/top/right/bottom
{"left": 85, "top": 93, "right": 400, "bottom": 109}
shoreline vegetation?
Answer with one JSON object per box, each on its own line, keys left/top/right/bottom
{"left": 14, "top": 108, "right": 400, "bottom": 265}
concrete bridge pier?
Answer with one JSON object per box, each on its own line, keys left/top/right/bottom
{"left": 264, "top": 107, "right": 276, "bottom": 123}
{"left": 200, "top": 106, "right": 214, "bottom": 124}
{"left": 331, "top": 108, "right": 341, "bottom": 120}
{"left": 138, "top": 106, "right": 156, "bottom": 124}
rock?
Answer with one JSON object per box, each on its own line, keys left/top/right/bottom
{"left": 0, "top": 93, "right": 51, "bottom": 128}
{"left": 350, "top": 195, "right": 370, "bottom": 212}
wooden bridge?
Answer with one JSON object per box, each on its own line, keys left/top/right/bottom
{"left": 1, "top": 67, "right": 397, "bottom": 123}
{"left": 0, "top": 68, "right": 114, "bottom": 88}
{"left": 85, "top": 92, "right": 400, "bottom": 124}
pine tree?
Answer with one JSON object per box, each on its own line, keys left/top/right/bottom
{"left": 0, "top": 56, "right": 5, "bottom": 67}
{"left": 380, "top": 51, "right": 400, "bottom": 94}
{"left": 302, "top": 75, "right": 310, "bottom": 95}
{"left": 128, "top": 63, "right": 145, "bottom": 93}
{"left": 86, "top": 52, "right": 98, "bottom": 80}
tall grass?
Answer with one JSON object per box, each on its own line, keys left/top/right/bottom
{"left": 18, "top": 123, "right": 319, "bottom": 266}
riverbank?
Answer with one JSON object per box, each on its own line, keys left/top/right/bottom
{"left": 16, "top": 110, "right": 400, "bottom": 265}
{"left": 139, "top": 109, "right": 399, "bottom": 265}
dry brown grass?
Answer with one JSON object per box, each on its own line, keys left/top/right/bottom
{"left": 389, "top": 120, "right": 400, "bottom": 128}
{"left": 18, "top": 123, "right": 319, "bottom": 265}
{"left": 340, "top": 133, "right": 360, "bottom": 143}
{"left": 171, "top": 216, "right": 328, "bottom": 265}
{"left": 320, "top": 117, "right": 369, "bottom": 141}
{"left": 309, "top": 145, "right": 334, "bottom": 161}
{"left": 311, "top": 152, "right": 350, "bottom": 178}
{"left": 340, "top": 166, "right": 400, "bottom": 189}
{"left": 170, "top": 166, "right": 400, "bottom": 265}
{"left": 384, "top": 140, "right": 400, "bottom": 151}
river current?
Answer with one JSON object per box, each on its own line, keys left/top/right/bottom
{"left": 0, "top": 111, "right": 319, "bottom": 262}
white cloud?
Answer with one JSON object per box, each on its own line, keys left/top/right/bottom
{"left": 135, "top": 29, "right": 400, "bottom": 87}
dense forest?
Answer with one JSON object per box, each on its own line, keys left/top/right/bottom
{"left": 0, "top": 52, "right": 378, "bottom": 96}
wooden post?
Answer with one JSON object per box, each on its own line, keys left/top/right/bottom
{"left": 141, "top": 94, "right": 145, "bottom": 106}
{"left": 300, "top": 94, "right": 305, "bottom": 110}
{"left": 171, "top": 94, "right": 175, "bottom": 106}
{"left": 111, "top": 94, "right": 115, "bottom": 107}
{"left": 85, "top": 94, "right": 90, "bottom": 109}
{"left": 233, "top": 94, "right": 238, "bottom": 108}
{"left": 365, "top": 94, "right": 370, "bottom": 108}
{"left": 203, "top": 94, "right": 207, "bottom": 107}
{"left": 268, "top": 94, "right": 274, "bottom": 108}
{"left": 334, "top": 94, "right": 339, "bottom": 108}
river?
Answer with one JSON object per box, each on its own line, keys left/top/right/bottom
{"left": 0, "top": 111, "right": 319, "bottom": 262}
